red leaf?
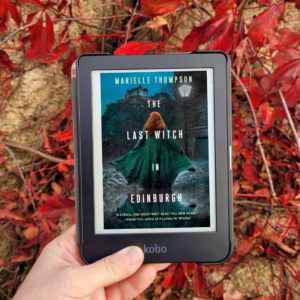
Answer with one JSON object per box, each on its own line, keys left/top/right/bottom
{"left": 257, "top": 101, "right": 275, "bottom": 131}
{"left": 33, "top": 195, "right": 75, "bottom": 218}
{"left": 115, "top": 41, "right": 162, "bottom": 55}
{"left": 233, "top": 38, "right": 247, "bottom": 77}
{"left": 283, "top": 76, "right": 300, "bottom": 108}
{"left": 242, "top": 163, "right": 261, "bottom": 185}
{"left": 140, "top": 0, "right": 186, "bottom": 17}
{"left": 24, "top": 13, "right": 55, "bottom": 59}
{"left": 248, "top": 4, "right": 284, "bottom": 49}
{"left": 23, "top": 226, "right": 38, "bottom": 240}
{"left": 39, "top": 42, "right": 70, "bottom": 63}
{"left": 271, "top": 59, "right": 300, "bottom": 92}
{"left": 257, "top": 0, "right": 272, "bottom": 4}
{"left": 208, "top": 20, "right": 234, "bottom": 53}
{"left": 191, "top": 266, "right": 205, "bottom": 294}
{"left": 10, "top": 255, "right": 34, "bottom": 263}
{"left": 80, "top": 35, "right": 98, "bottom": 52}
{"left": 214, "top": 282, "right": 225, "bottom": 298}
{"left": 0, "top": 0, "right": 21, "bottom": 32}
{"left": 58, "top": 164, "right": 69, "bottom": 173}
{"left": 41, "top": 218, "right": 51, "bottom": 235}
{"left": 63, "top": 48, "right": 77, "bottom": 85}
{"left": 18, "top": 0, "right": 42, "bottom": 6}
{"left": 162, "top": 264, "right": 177, "bottom": 287}
{"left": 51, "top": 126, "right": 73, "bottom": 142}
{"left": 0, "top": 209, "right": 24, "bottom": 221}
{"left": 0, "top": 73, "right": 13, "bottom": 99}
{"left": 180, "top": 14, "right": 229, "bottom": 52}
{"left": 0, "top": 50, "right": 19, "bottom": 72}
{"left": 215, "top": 0, "right": 237, "bottom": 15}
{"left": 240, "top": 78, "right": 264, "bottom": 109}
{"left": 278, "top": 28, "right": 300, "bottom": 48}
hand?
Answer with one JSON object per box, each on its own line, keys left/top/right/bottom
{"left": 14, "top": 225, "right": 170, "bottom": 300}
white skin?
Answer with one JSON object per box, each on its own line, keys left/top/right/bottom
{"left": 14, "top": 225, "right": 170, "bottom": 300}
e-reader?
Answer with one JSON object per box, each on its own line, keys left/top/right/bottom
{"left": 71, "top": 51, "right": 233, "bottom": 264}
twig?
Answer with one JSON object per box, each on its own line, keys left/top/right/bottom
{"left": 231, "top": 69, "right": 277, "bottom": 208}
{"left": 0, "top": 223, "right": 21, "bottom": 243}
{"left": 192, "top": 0, "right": 205, "bottom": 21}
{"left": 284, "top": 266, "right": 296, "bottom": 300}
{"left": 278, "top": 90, "right": 300, "bottom": 159}
{"left": 248, "top": 39, "right": 300, "bottom": 159}
{"left": 36, "top": 171, "right": 59, "bottom": 195}
{"left": 2, "top": 140, "right": 65, "bottom": 163}
{"left": 0, "top": 161, "right": 44, "bottom": 179}
{"left": 238, "top": 0, "right": 250, "bottom": 15}
{"left": 125, "top": 0, "right": 139, "bottom": 44}
{"left": 0, "top": 140, "right": 36, "bottom": 211}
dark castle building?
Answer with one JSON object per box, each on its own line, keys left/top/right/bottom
{"left": 102, "top": 73, "right": 208, "bottom": 161}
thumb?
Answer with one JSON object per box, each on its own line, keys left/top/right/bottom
{"left": 75, "top": 246, "right": 144, "bottom": 293}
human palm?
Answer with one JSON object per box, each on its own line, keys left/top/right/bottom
{"left": 14, "top": 225, "right": 169, "bottom": 300}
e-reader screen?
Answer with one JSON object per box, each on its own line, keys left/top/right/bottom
{"left": 91, "top": 69, "right": 215, "bottom": 234}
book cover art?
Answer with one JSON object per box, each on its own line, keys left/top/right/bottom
{"left": 92, "top": 69, "right": 215, "bottom": 233}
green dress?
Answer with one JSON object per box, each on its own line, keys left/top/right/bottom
{"left": 110, "top": 128, "right": 195, "bottom": 190}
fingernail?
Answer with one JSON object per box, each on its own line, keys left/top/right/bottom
{"left": 124, "top": 247, "right": 143, "bottom": 265}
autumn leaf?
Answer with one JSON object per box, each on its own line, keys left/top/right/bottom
{"left": 10, "top": 255, "right": 34, "bottom": 263}
{"left": 242, "top": 163, "right": 261, "bottom": 185}
{"left": 180, "top": 14, "right": 229, "bottom": 52}
{"left": 0, "top": 0, "right": 21, "bottom": 33}
{"left": 257, "top": 101, "right": 275, "bottom": 131}
{"left": 39, "top": 42, "right": 70, "bottom": 64}
{"left": 115, "top": 41, "right": 162, "bottom": 55}
{"left": 191, "top": 266, "right": 205, "bottom": 294}
{"left": 214, "top": 282, "right": 224, "bottom": 298}
{"left": 140, "top": 0, "right": 186, "bottom": 17}
{"left": 0, "top": 73, "right": 13, "bottom": 99}
{"left": 233, "top": 38, "right": 247, "bottom": 77}
{"left": 0, "top": 208, "right": 25, "bottom": 221}
{"left": 51, "top": 126, "right": 73, "bottom": 142}
{"left": 208, "top": 20, "right": 234, "bottom": 53}
{"left": 270, "top": 59, "right": 300, "bottom": 108}
{"left": 18, "top": 0, "right": 42, "bottom": 7}
{"left": 248, "top": 4, "right": 285, "bottom": 49}
{"left": 33, "top": 195, "right": 75, "bottom": 218}
{"left": 24, "top": 13, "right": 55, "bottom": 59}
{"left": 23, "top": 226, "right": 38, "bottom": 240}
{"left": 0, "top": 51, "right": 19, "bottom": 73}
{"left": 147, "top": 16, "right": 169, "bottom": 30}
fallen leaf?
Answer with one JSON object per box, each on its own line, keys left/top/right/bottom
{"left": 242, "top": 163, "right": 261, "bottom": 185}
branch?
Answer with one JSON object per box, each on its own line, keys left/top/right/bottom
{"left": 2, "top": 140, "right": 65, "bottom": 163}
{"left": 278, "top": 90, "right": 300, "bottom": 158}
{"left": 231, "top": 69, "right": 277, "bottom": 208}
{"left": 192, "top": 0, "right": 206, "bottom": 21}
{"left": 0, "top": 140, "right": 37, "bottom": 211}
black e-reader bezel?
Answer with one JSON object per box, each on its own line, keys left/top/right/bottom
{"left": 72, "top": 51, "right": 233, "bottom": 265}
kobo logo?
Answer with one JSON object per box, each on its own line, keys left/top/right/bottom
{"left": 143, "top": 244, "right": 167, "bottom": 254}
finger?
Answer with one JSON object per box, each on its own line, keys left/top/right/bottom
{"left": 74, "top": 246, "right": 144, "bottom": 294}
{"left": 106, "top": 264, "right": 157, "bottom": 300}
{"left": 152, "top": 263, "right": 171, "bottom": 272}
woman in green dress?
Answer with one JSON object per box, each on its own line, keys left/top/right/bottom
{"left": 110, "top": 112, "right": 195, "bottom": 190}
